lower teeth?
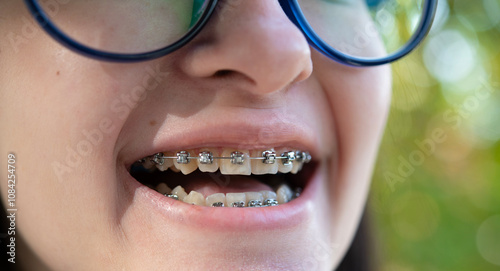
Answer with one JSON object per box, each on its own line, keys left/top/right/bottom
{"left": 153, "top": 183, "right": 300, "bottom": 207}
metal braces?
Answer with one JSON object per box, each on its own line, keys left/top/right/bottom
{"left": 231, "top": 201, "right": 245, "bottom": 208}
{"left": 146, "top": 150, "right": 311, "bottom": 166}
{"left": 162, "top": 194, "right": 293, "bottom": 207}
{"left": 264, "top": 199, "right": 279, "bottom": 206}
{"left": 247, "top": 200, "right": 262, "bottom": 207}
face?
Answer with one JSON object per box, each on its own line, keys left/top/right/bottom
{"left": 0, "top": 1, "right": 391, "bottom": 270}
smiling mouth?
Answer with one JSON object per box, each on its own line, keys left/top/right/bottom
{"left": 129, "top": 148, "right": 315, "bottom": 208}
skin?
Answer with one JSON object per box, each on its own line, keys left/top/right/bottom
{"left": 0, "top": 0, "right": 391, "bottom": 270}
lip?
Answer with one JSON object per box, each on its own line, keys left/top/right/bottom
{"left": 124, "top": 160, "right": 321, "bottom": 231}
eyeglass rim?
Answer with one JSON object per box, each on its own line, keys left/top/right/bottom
{"left": 24, "top": 0, "right": 437, "bottom": 66}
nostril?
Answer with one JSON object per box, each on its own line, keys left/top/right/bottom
{"left": 214, "top": 69, "right": 234, "bottom": 78}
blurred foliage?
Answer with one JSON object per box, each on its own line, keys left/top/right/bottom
{"left": 369, "top": 1, "right": 500, "bottom": 270}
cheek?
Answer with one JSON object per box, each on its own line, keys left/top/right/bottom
{"left": 310, "top": 51, "right": 391, "bottom": 265}
{"left": 312, "top": 52, "right": 392, "bottom": 158}
{"left": 0, "top": 35, "right": 156, "bottom": 266}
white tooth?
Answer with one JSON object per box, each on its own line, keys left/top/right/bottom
{"left": 260, "top": 190, "right": 277, "bottom": 201}
{"left": 171, "top": 185, "right": 188, "bottom": 201}
{"left": 226, "top": 193, "right": 246, "bottom": 207}
{"left": 250, "top": 150, "right": 278, "bottom": 175}
{"left": 170, "top": 165, "right": 181, "bottom": 172}
{"left": 245, "top": 192, "right": 264, "bottom": 207}
{"left": 197, "top": 149, "right": 219, "bottom": 173}
{"left": 173, "top": 151, "right": 198, "bottom": 175}
{"left": 183, "top": 190, "right": 205, "bottom": 206}
{"left": 220, "top": 150, "right": 251, "bottom": 175}
{"left": 142, "top": 159, "right": 156, "bottom": 169}
{"left": 156, "top": 153, "right": 174, "bottom": 171}
{"left": 276, "top": 184, "right": 293, "bottom": 204}
{"left": 174, "top": 162, "right": 197, "bottom": 175}
{"left": 156, "top": 183, "right": 172, "bottom": 195}
{"left": 291, "top": 161, "right": 303, "bottom": 174}
{"left": 245, "top": 192, "right": 264, "bottom": 202}
{"left": 206, "top": 193, "right": 226, "bottom": 207}
{"left": 277, "top": 151, "right": 293, "bottom": 173}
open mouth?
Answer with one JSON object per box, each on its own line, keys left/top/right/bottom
{"left": 129, "top": 148, "right": 316, "bottom": 208}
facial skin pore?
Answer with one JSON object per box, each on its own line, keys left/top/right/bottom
{"left": 0, "top": 1, "right": 390, "bottom": 270}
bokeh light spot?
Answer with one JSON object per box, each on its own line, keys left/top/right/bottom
{"left": 423, "top": 30, "right": 477, "bottom": 83}
{"left": 476, "top": 215, "right": 500, "bottom": 266}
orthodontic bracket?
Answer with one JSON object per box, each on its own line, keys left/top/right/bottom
{"left": 231, "top": 201, "right": 245, "bottom": 207}
{"left": 263, "top": 199, "right": 278, "bottom": 206}
{"left": 199, "top": 151, "right": 213, "bottom": 164}
{"left": 247, "top": 200, "right": 263, "bottom": 207}
{"left": 152, "top": 153, "right": 165, "bottom": 166}
{"left": 166, "top": 194, "right": 179, "bottom": 200}
{"left": 281, "top": 151, "right": 296, "bottom": 166}
{"left": 145, "top": 150, "right": 311, "bottom": 166}
{"left": 176, "top": 151, "right": 190, "bottom": 164}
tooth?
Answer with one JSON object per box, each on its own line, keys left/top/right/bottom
{"left": 157, "top": 159, "right": 174, "bottom": 171}
{"left": 291, "top": 151, "right": 307, "bottom": 174}
{"left": 277, "top": 151, "right": 293, "bottom": 173}
{"left": 245, "top": 192, "right": 264, "bottom": 202}
{"left": 220, "top": 150, "right": 251, "bottom": 175}
{"left": 226, "top": 193, "right": 246, "bottom": 207}
{"left": 156, "top": 152, "right": 174, "bottom": 171}
{"left": 250, "top": 150, "right": 278, "bottom": 175}
{"left": 156, "top": 183, "right": 172, "bottom": 195}
{"left": 174, "top": 161, "right": 197, "bottom": 175}
{"left": 183, "top": 190, "right": 205, "bottom": 206}
{"left": 206, "top": 193, "right": 226, "bottom": 207}
{"left": 170, "top": 165, "right": 181, "bottom": 172}
{"left": 261, "top": 191, "right": 278, "bottom": 206}
{"left": 142, "top": 159, "right": 156, "bottom": 169}
{"left": 278, "top": 161, "right": 293, "bottom": 173}
{"left": 260, "top": 190, "right": 277, "bottom": 201}
{"left": 173, "top": 151, "right": 197, "bottom": 175}
{"left": 171, "top": 185, "right": 188, "bottom": 201}
{"left": 197, "top": 149, "right": 219, "bottom": 173}
{"left": 276, "top": 184, "right": 293, "bottom": 204}
{"left": 290, "top": 162, "right": 303, "bottom": 174}
{"left": 245, "top": 192, "right": 264, "bottom": 207}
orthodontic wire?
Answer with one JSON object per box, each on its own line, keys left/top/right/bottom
{"left": 144, "top": 150, "right": 311, "bottom": 165}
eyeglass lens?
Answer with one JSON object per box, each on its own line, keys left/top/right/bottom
{"left": 36, "top": 0, "right": 210, "bottom": 54}
{"left": 297, "top": 0, "right": 425, "bottom": 58}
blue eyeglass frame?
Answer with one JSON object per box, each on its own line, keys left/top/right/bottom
{"left": 24, "top": 0, "right": 437, "bottom": 66}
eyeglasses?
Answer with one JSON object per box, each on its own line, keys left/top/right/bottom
{"left": 24, "top": 0, "right": 437, "bottom": 66}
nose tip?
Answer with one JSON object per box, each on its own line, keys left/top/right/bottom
{"left": 180, "top": 0, "right": 313, "bottom": 95}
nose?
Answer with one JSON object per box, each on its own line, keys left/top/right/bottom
{"left": 180, "top": 0, "right": 313, "bottom": 95}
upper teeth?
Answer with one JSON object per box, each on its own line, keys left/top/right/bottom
{"left": 139, "top": 149, "right": 311, "bottom": 175}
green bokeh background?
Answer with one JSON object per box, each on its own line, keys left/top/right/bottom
{"left": 369, "top": 1, "right": 500, "bottom": 270}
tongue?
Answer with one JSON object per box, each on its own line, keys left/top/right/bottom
{"left": 183, "top": 176, "right": 274, "bottom": 198}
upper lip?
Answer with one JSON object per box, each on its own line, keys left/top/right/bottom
{"left": 121, "top": 114, "right": 320, "bottom": 169}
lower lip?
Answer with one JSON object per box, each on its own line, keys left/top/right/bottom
{"left": 125, "top": 166, "right": 322, "bottom": 232}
